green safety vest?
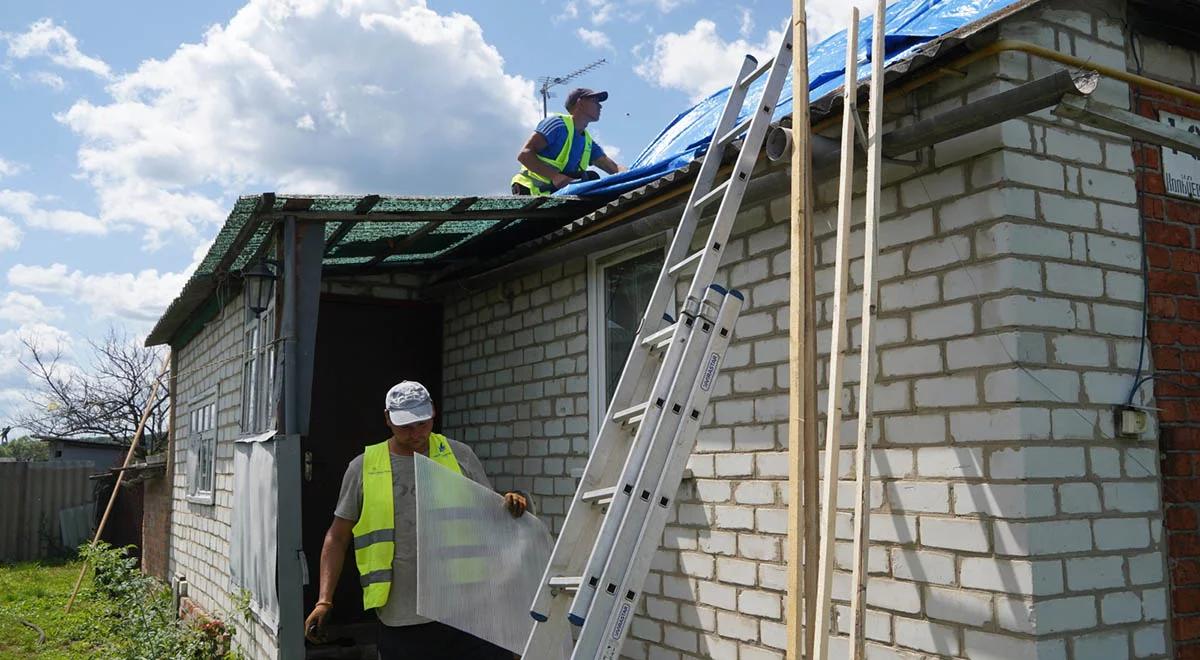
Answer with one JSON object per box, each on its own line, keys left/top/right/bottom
{"left": 352, "top": 433, "right": 462, "bottom": 610}
{"left": 512, "top": 113, "right": 594, "bottom": 196}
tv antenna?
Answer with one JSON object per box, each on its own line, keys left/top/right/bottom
{"left": 538, "top": 58, "right": 607, "bottom": 118}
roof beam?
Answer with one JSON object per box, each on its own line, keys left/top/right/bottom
{"left": 269, "top": 208, "right": 580, "bottom": 222}
{"left": 361, "top": 219, "right": 447, "bottom": 270}
{"left": 213, "top": 192, "right": 274, "bottom": 275}
{"left": 324, "top": 195, "right": 381, "bottom": 254}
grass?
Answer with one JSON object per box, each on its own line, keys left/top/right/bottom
{"left": 0, "top": 558, "right": 119, "bottom": 659}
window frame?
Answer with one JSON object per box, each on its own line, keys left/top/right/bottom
{"left": 586, "top": 232, "right": 670, "bottom": 439}
{"left": 186, "top": 388, "right": 218, "bottom": 505}
{"left": 240, "top": 296, "right": 278, "bottom": 436}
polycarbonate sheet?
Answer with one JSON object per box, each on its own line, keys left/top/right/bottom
{"left": 414, "top": 453, "right": 566, "bottom": 656}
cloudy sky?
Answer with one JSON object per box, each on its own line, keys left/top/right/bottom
{"left": 0, "top": 0, "right": 885, "bottom": 426}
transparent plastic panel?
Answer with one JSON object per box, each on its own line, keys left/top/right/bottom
{"left": 415, "top": 453, "right": 567, "bottom": 656}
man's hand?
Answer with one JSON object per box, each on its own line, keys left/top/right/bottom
{"left": 304, "top": 602, "right": 331, "bottom": 642}
{"left": 550, "top": 172, "right": 574, "bottom": 190}
{"left": 504, "top": 491, "right": 528, "bottom": 517}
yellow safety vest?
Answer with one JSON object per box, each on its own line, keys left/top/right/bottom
{"left": 352, "top": 433, "right": 461, "bottom": 610}
{"left": 512, "top": 113, "right": 594, "bottom": 196}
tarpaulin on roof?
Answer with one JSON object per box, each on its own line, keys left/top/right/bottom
{"left": 561, "top": 0, "right": 1023, "bottom": 197}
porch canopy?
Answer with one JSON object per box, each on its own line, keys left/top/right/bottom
{"left": 145, "top": 193, "right": 600, "bottom": 347}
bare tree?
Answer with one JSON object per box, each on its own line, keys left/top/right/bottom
{"left": 13, "top": 327, "right": 169, "bottom": 455}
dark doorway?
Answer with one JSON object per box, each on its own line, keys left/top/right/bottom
{"left": 302, "top": 295, "right": 443, "bottom": 628}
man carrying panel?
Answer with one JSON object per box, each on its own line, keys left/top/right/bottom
{"left": 304, "top": 380, "right": 528, "bottom": 660}
{"left": 512, "top": 87, "right": 624, "bottom": 195}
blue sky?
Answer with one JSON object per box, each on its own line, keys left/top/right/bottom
{"left": 0, "top": 0, "right": 875, "bottom": 426}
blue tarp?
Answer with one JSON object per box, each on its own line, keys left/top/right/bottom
{"left": 561, "top": 0, "right": 1024, "bottom": 197}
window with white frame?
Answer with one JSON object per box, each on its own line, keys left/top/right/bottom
{"left": 587, "top": 235, "right": 667, "bottom": 436}
{"left": 188, "top": 392, "right": 217, "bottom": 503}
{"left": 241, "top": 299, "right": 277, "bottom": 435}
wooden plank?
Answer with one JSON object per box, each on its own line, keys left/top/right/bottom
{"left": 361, "top": 219, "right": 447, "bottom": 269}
{"left": 787, "top": 2, "right": 817, "bottom": 658}
{"left": 324, "top": 221, "right": 356, "bottom": 254}
{"left": 812, "top": 10, "right": 859, "bottom": 660}
{"left": 848, "top": 2, "right": 886, "bottom": 657}
{"left": 354, "top": 194, "right": 381, "bottom": 215}
{"left": 447, "top": 196, "right": 480, "bottom": 213}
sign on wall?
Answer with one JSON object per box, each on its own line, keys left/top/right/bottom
{"left": 1163, "top": 111, "right": 1200, "bottom": 200}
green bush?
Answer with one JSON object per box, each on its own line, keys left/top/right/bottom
{"left": 80, "top": 542, "right": 244, "bottom": 660}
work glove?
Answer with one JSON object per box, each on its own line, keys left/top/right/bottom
{"left": 503, "top": 491, "right": 528, "bottom": 517}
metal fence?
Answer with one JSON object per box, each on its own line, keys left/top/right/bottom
{"left": 0, "top": 460, "right": 96, "bottom": 562}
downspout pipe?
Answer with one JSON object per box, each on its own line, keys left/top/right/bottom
{"left": 432, "top": 67, "right": 1096, "bottom": 297}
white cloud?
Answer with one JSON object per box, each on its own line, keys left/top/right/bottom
{"left": 0, "top": 157, "right": 25, "bottom": 178}
{"left": 8, "top": 263, "right": 190, "bottom": 323}
{"left": 53, "top": 0, "right": 541, "bottom": 249}
{"left": 30, "top": 70, "right": 65, "bottom": 90}
{"left": 557, "top": 1, "right": 581, "bottom": 22}
{"left": 635, "top": 19, "right": 785, "bottom": 102}
{"left": 739, "top": 7, "right": 754, "bottom": 38}
{"left": 0, "top": 188, "right": 107, "bottom": 238}
{"left": 0, "top": 322, "right": 73, "bottom": 382}
{"left": 0, "top": 292, "right": 63, "bottom": 324}
{"left": 807, "top": 0, "right": 897, "bottom": 45}
{"left": 0, "top": 216, "right": 20, "bottom": 252}
{"left": 4, "top": 18, "right": 112, "bottom": 79}
{"left": 577, "top": 28, "right": 614, "bottom": 51}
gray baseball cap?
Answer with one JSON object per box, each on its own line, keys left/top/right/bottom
{"left": 385, "top": 380, "right": 434, "bottom": 425}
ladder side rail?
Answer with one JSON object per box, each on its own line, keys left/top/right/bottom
{"left": 848, "top": 1, "right": 886, "bottom": 657}
{"left": 812, "top": 9, "right": 861, "bottom": 660}
{"left": 569, "top": 285, "right": 725, "bottom": 629}
{"left": 578, "top": 290, "right": 745, "bottom": 660}
{"left": 677, "top": 27, "right": 795, "bottom": 317}
{"left": 526, "top": 53, "right": 760, "bottom": 629}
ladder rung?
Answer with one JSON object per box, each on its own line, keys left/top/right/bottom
{"left": 612, "top": 402, "right": 649, "bottom": 425}
{"left": 669, "top": 250, "right": 704, "bottom": 277}
{"left": 641, "top": 322, "right": 678, "bottom": 352}
{"left": 548, "top": 576, "right": 582, "bottom": 592}
{"left": 581, "top": 486, "right": 617, "bottom": 506}
{"left": 693, "top": 180, "right": 730, "bottom": 212}
{"left": 738, "top": 56, "right": 774, "bottom": 90}
{"left": 717, "top": 116, "right": 753, "bottom": 147}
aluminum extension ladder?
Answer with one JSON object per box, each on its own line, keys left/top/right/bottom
{"left": 522, "top": 22, "right": 795, "bottom": 660}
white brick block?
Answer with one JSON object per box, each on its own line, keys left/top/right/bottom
{"left": 1052, "top": 335, "right": 1109, "bottom": 367}
{"left": 990, "top": 446, "right": 1086, "bottom": 479}
{"left": 885, "top": 415, "right": 947, "bottom": 445}
{"left": 716, "top": 610, "right": 757, "bottom": 641}
{"left": 1128, "top": 553, "right": 1164, "bottom": 586}
{"left": 886, "top": 482, "right": 950, "bottom": 514}
{"left": 890, "top": 549, "right": 955, "bottom": 585}
{"left": 984, "top": 367, "right": 1080, "bottom": 403}
{"left": 1039, "top": 595, "right": 1099, "bottom": 633}
{"left": 994, "top": 595, "right": 1036, "bottom": 634}
{"left": 1045, "top": 262, "right": 1104, "bottom": 297}
{"left": 1038, "top": 191, "right": 1099, "bottom": 231}
{"left": 981, "top": 295, "right": 1077, "bottom": 330}
{"left": 900, "top": 169, "right": 967, "bottom": 208}
{"left": 738, "top": 590, "right": 781, "bottom": 619}
{"left": 871, "top": 513, "right": 919, "bottom": 544}
{"left": 911, "top": 303, "right": 975, "bottom": 340}
{"left": 697, "top": 580, "right": 736, "bottom": 610}
{"left": 1076, "top": 632, "right": 1129, "bottom": 660}
{"left": 1105, "top": 271, "right": 1143, "bottom": 303}
{"left": 1084, "top": 371, "right": 1134, "bottom": 404}
{"left": 1134, "top": 624, "right": 1167, "bottom": 657}
{"left": 716, "top": 557, "right": 757, "bottom": 586}
{"left": 914, "top": 374, "right": 977, "bottom": 407}
{"left": 1066, "top": 556, "right": 1126, "bottom": 591}
{"left": 1102, "top": 482, "right": 1160, "bottom": 513}
{"left": 879, "top": 275, "right": 940, "bottom": 312}
{"left": 940, "top": 188, "right": 1035, "bottom": 232}
{"left": 893, "top": 617, "right": 958, "bottom": 656}
{"left": 953, "top": 406, "right": 1054, "bottom": 441}
{"left": 963, "top": 631, "right": 1066, "bottom": 660}
{"left": 1144, "top": 587, "right": 1168, "bottom": 622}
{"left": 946, "top": 331, "right": 1046, "bottom": 369}
{"left": 1003, "top": 152, "right": 1066, "bottom": 189}
{"left": 977, "top": 222, "right": 1071, "bottom": 259}
{"left": 960, "top": 557, "right": 1063, "bottom": 595}
{"left": 734, "top": 481, "right": 775, "bottom": 505}
{"left": 917, "top": 447, "right": 984, "bottom": 478}
{"left": 866, "top": 578, "right": 922, "bottom": 614}
{"left": 1081, "top": 168, "right": 1137, "bottom": 204}
{"left": 922, "top": 516, "right": 990, "bottom": 552}
{"left": 907, "top": 235, "right": 971, "bottom": 273}
{"left": 1093, "top": 518, "right": 1151, "bottom": 551}
{"left": 1102, "top": 591, "right": 1144, "bottom": 625}
{"left": 1059, "top": 482, "right": 1102, "bottom": 514}
{"left": 880, "top": 344, "right": 943, "bottom": 376}
{"left": 1043, "top": 128, "right": 1104, "bottom": 165}
{"left": 954, "top": 483, "right": 1056, "bottom": 518}
{"left": 993, "top": 519, "right": 1092, "bottom": 555}
{"left": 924, "top": 585, "right": 991, "bottom": 627}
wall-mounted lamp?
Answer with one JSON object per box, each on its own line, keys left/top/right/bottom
{"left": 242, "top": 260, "right": 277, "bottom": 316}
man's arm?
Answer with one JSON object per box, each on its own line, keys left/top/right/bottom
{"left": 517, "top": 132, "right": 573, "bottom": 190}
{"left": 304, "top": 516, "right": 355, "bottom": 640}
{"left": 593, "top": 155, "right": 624, "bottom": 175}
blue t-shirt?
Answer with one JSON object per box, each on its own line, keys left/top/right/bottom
{"left": 535, "top": 115, "right": 606, "bottom": 174}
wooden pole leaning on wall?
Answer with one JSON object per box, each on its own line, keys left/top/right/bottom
{"left": 847, "top": 0, "right": 886, "bottom": 657}
{"left": 786, "top": 0, "right": 817, "bottom": 658}
{"left": 66, "top": 354, "right": 171, "bottom": 613}
{"left": 811, "top": 9, "right": 860, "bottom": 659}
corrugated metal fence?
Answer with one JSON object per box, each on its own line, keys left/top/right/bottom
{"left": 0, "top": 460, "right": 96, "bottom": 562}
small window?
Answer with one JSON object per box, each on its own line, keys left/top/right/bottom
{"left": 188, "top": 393, "right": 217, "bottom": 504}
{"left": 587, "top": 236, "right": 667, "bottom": 437}
{"left": 241, "top": 300, "right": 277, "bottom": 435}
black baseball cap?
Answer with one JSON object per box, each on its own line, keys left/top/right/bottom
{"left": 565, "top": 88, "right": 609, "bottom": 110}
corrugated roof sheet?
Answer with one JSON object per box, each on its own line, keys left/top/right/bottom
{"left": 146, "top": 193, "right": 597, "bottom": 347}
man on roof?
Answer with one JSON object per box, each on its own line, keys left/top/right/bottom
{"left": 512, "top": 87, "right": 624, "bottom": 196}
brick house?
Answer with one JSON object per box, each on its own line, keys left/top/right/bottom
{"left": 143, "top": 0, "right": 1200, "bottom": 657}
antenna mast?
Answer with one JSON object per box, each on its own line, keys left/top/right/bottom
{"left": 537, "top": 58, "right": 607, "bottom": 118}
